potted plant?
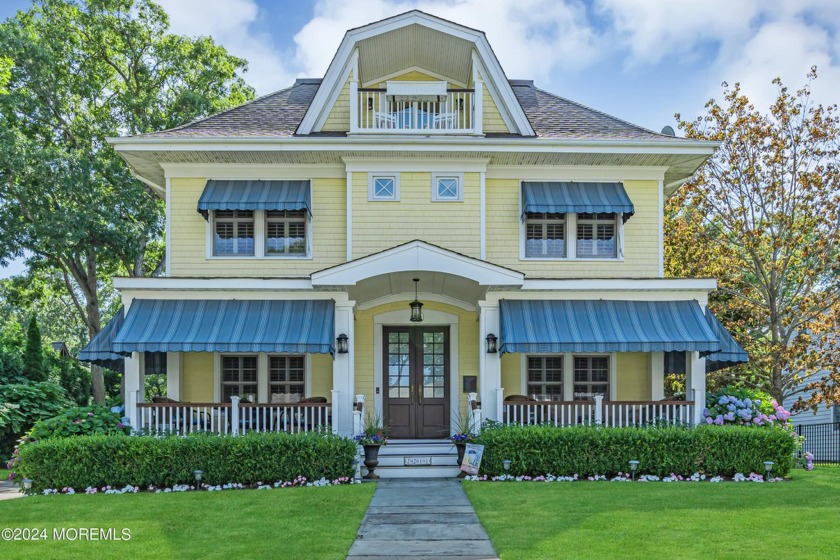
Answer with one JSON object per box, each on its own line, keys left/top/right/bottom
{"left": 354, "top": 414, "right": 388, "bottom": 479}
{"left": 451, "top": 411, "right": 477, "bottom": 477}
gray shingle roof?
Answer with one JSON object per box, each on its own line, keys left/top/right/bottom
{"left": 136, "top": 78, "right": 681, "bottom": 142}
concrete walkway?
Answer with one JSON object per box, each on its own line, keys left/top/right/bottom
{"left": 0, "top": 480, "right": 23, "bottom": 501}
{"left": 347, "top": 479, "right": 498, "bottom": 560}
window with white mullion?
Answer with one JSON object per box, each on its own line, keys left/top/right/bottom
{"left": 213, "top": 210, "right": 255, "bottom": 256}
{"left": 269, "top": 355, "right": 305, "bottom": 403}
{"left": 527, "top": 356, "right": 564, "bottom": 401}
{"left": 221, "top": 355, "right": 258, "bottom": 402}
{"left": 266, "top": 210, "right": 307, "bottom": 256}
{"left": 573, "top": 356, "right": 610, "bottom": 400}
{"left": 576, "top": 213, "right": 617, "bottom": 258}
{"left": 525, "top": 212, "right": 566, "bottom": 258}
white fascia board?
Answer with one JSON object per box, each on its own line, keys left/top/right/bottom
{"left": 520, "top": 278, "right": 717, "bottom": 292}
{"left": 131, "top": 170, "right": 165, "bottom": 197}
{"left": 161, "top": 163, "right": 345, "bottom": 179}
{"left": 311, "top": 240, "right": 524, "bottom": 286}
{"left": 113, "top": 277, "right": 315, "bottom": 291}
{"left": 108, "top": 136, "right": 720, "bottom": 155}
{"left": 342, "top": 157, "right": 489, "bottom": 173}
{"left": 487, "top": 165, "right": 669, "bottom": 181}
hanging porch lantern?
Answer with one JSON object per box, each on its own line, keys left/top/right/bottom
{"left": 409, "top": 278, "right": 424, "bottom": 322}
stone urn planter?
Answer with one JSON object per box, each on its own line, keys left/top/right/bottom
{"left": 363, "top": 444, "right": 382, "bottom": 479}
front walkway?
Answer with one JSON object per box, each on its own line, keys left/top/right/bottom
{"left": 347, "top": 479, "right": 498, "bottom": 559}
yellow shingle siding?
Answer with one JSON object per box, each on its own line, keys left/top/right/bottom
{"left": 501, "top": 353, "right": 521, "bottom": 395}
{"left": 481, "top": 85, "right": 510, "bottom": 133}
{"left": 616, "top": 353, "right": 650, "bottom": 400}
{"left": 353, "top": 300, "right": 479, "bottom": 418}
{"left": 322, "top": 76, "right": 350, "bottom": 132}
{"left": 310, "top": 354, "right": 333, "bottom": 399}
{"left": 351, "top": 171, "right": 481, "bottom": 259}
{"left": 182, "top": 353, "right": 214, "bottom": 402}
{"left": 485, "top": 179, "right": 660, "bottom": 277}
{"left": 168, "top": 177, "right": 346, "bottom": 277}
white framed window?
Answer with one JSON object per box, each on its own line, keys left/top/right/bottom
{"left": 432, "top": 172, "right": 464, "bottom": 202}
{"left": 525, "top": 213, "right": 566, "bottom": 258}
{"left": 213, "top": 210, "right": 255, "bottom": 256}
{"left": 269, "top": 355, "right": 305, "bottom": 403}
{"left": 576, "top": 213, "right": 618, "bottom": 258}
{"left": 368, "top": 173, "right": 399, "bottom": 201}
{"left": 527, "top": 356, "right": 564, "bottom": 401}
{"left": 573, "top": 356, "right": 610, "bottom": 400}
{"left": 266, "top": 210, "right": 307, "bottom": 256}
{"left": 221, "top": 355, "right": 258, "bottom": 403}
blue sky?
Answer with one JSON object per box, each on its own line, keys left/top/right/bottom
{"left": 1, "top": 0, "right": 838, "bottom": 279}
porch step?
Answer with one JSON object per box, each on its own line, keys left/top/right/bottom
{"left": 365, "top": 439, "right": 461, "bottom": 479}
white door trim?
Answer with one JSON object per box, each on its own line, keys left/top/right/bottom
{"left": 373, "top": 308, "right": 460, "bottom": 437}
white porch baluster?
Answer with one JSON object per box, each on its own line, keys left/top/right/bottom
{"left": 230, "top": 396, "right": 241, "bottom": 436}
{"left": 594, "top": 395, "right": 604, "bottom": 425}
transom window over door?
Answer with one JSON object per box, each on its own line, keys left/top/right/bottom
{"left": 221, "top": 356, "right": 257, "bottom": 402}
{"left": 266, "top": 210, "right": 307, "bottom": 256}
{"left": 525, "top": 213, "right": 566, "bottom": 258}
{"left": 577, "top": 213, "right": 617, "bottom": 258}
{"left": 574, "top": 356, "right": 609, "bottom": 400}
{"left": 527, "top": 356, "right": 563, "bottom": 400}
{"left": 269, "top": 356, "right": 305, "bottom": 402}
{"left": 214, "top": 210, "right": 255, "bottom": 255}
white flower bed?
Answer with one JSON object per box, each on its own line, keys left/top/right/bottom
{"left": 463, "top": 472, "right": 784, "bottom": 483}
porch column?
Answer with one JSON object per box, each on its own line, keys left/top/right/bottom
{"left": 650, "top": 351, "right": 664, "bottom": 401}
{"left": 124, "top": 352, "right": 144, "bottom": 430}
{"left": 166, "top": 352, "right": 182, "bottom": 401}
{"left": 332, "top": 301, "right": 355, "bottom": 436}
{"left": 479, "top": 301, "right": 501, "bottom": 422}
{"left": 686, "top": 351, "right": 707, "bottom": 425}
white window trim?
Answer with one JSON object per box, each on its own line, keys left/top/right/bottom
{"left": 575, "top": 212, "right": 621, "bottom": 260}
{"left": 368, "top": 172, "right": 400, "bottom": 201}
{"left": 214, "top": 352, "right": 311, "bottom": 403}
{"left": 431, "top": 172, "right": 464, "bottom": 202}
{"left": 520, "top": 212, "right": 625, "bottom": 262}
{"left": 520, "top": 353, "right": 617, "bottom": 401}
{"left": 206, "top": 209, "right": 313, "bottom": 260}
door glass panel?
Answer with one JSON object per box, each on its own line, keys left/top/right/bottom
{"left": 386, "top": 330, "right": 411, "bottom": 399}
{"left": 421, "top": 330, "right": 446, "bottom": 400}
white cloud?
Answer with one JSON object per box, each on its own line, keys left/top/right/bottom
{"left": 155, "top": 0, "right": 297, "bottom": 94}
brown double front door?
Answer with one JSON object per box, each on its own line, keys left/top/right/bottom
{"left": 383, "top": 326, "right": 450, "bottom": 439}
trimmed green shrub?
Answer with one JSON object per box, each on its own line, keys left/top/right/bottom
{"left": 16, "top": 432, "right": 356, "bottom": 491}
{"left": 474, "top": 424, "right": 797, "bottom": 478}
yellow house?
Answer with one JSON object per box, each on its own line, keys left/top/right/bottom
{"left": 82, "top": 11, "right": 745, "bottom": 476}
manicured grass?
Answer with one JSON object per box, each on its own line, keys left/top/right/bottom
{"left": 0, "top": 483, "right": 374, "bottom": 559}
{"left": 465, "top": 466, "right": 839, "bottom": 560}
{"left": 0, "top": 469, "right": 10, "bottom": 481}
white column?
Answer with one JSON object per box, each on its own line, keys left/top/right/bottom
{"left": 345, "top": 170, "right": 353, "bottom": 261}
{"left": 479, "top": 171, "right": 486, "bottom": 260}
{"left": 124, "top": 352, "right": 142, "bottom": 429}
{"left": 166, "top": 352, "right": 182, "bottom": 401}
{"left": 332, "top": 301, "right": 355, "bottom": 436}
{"left": 257, "top": 353, "right": 268, "bottom": 403}
{"left": 349, "top": 79, "right": 359, "bottom": 133}
{"left": 687, "top": 351, "right": 706, "bottom": 425}
{"left": 479, "top": 301, "right": 501, "bottom": 421}
{"left": 473, "top": 81, "right": 483, "bottom": 133}
{"left": 650, "top": 351, "right": 665, "bottom": 401}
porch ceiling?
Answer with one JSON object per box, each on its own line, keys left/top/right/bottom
{"left": 350, "top": 271, "right": 484, "bottom": 311}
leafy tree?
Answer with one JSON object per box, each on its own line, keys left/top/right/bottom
{"left": 46, "top": 350, "right": 90, "bottom": 406}
{"left": 668, "top": 68, "right": 840, "bottom": 412}
{"left": 0, "top": 0, "right": 254, "bottom": 403}
{"left": 22, "top": 315, "right": 45, "bottom": 382}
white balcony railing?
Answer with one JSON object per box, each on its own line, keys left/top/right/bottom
{"left": 351, "top": 85, "right": 482, "bottom": 134}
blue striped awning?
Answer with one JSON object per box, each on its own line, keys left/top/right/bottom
{"left": 702, "top": 311, "right": 749, "bottom": 373}
{"left": 499, "top": 300, "right": 720, "bottom": 354}
{"left": 79, "top": 307, "right": 130, "bottom": 372}
{"left": 522, "top": 182, "right": 635, "bottom": 221}
{"left": 197, "top": 180, "right": 311, "bottom": 219}
{"left": 111, "top": 299, "right": 335, "bottom": 354}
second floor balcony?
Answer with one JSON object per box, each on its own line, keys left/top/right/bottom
{"left": 351, "top": 80, "right": 482, "bottom": 134}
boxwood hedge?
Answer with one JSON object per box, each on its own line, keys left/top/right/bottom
{"left": 16, "top": 431, "right": 356, "bottom": 492}
{"left": 475, "top": 424, "right": 798, "bottom": 477}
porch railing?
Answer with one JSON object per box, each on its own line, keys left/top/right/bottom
{"left": 502, "top": 397, "right": 695, "bottom": 427}
{"left": 353, "top": 87, "right": 480, "bottom": 133}
{"left": 136, "top": 398, "right": 332, "bottom": 436}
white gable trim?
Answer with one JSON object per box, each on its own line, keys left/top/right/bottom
{"left": 297, "top": 11, "right": 534, "bottom": 136}
{"left": 362, "top": 66, "right": 468, "bottom": 89}
{"left": 311, "top": 240, "right": 524, "bottom": 286}
{"left": 471, "top": 52, "right": 515, "bottom": 133}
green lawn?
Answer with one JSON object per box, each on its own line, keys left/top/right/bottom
{"left": 0, "top": 483, "right": 374, "bottom": 559}
{"left": 0, "top": 468, "right": 10, "bottom": 481}
{"left": 465, "top": 466, "right": 840, "bottom": 560}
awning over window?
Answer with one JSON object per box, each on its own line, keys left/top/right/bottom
{"left": 79, "top": 307, "right": 130, "bottom": 371}
{"left": 521, "top": 182, "right": 635, "bottom": 221}
{"left": 197, "top": 180, "right": 311, "bottom": 219}
{"left": 702, "top": 311, "right": 749, "bottom": 373}
{"left": 499, "top": 300, "right": 720, "bottom": 355}
{"left": 111, "top": 299, "right": 335, "bottom": 355}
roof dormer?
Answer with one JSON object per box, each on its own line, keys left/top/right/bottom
{"left": 298, "top": 11, "right": 535, "bottom": 137}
